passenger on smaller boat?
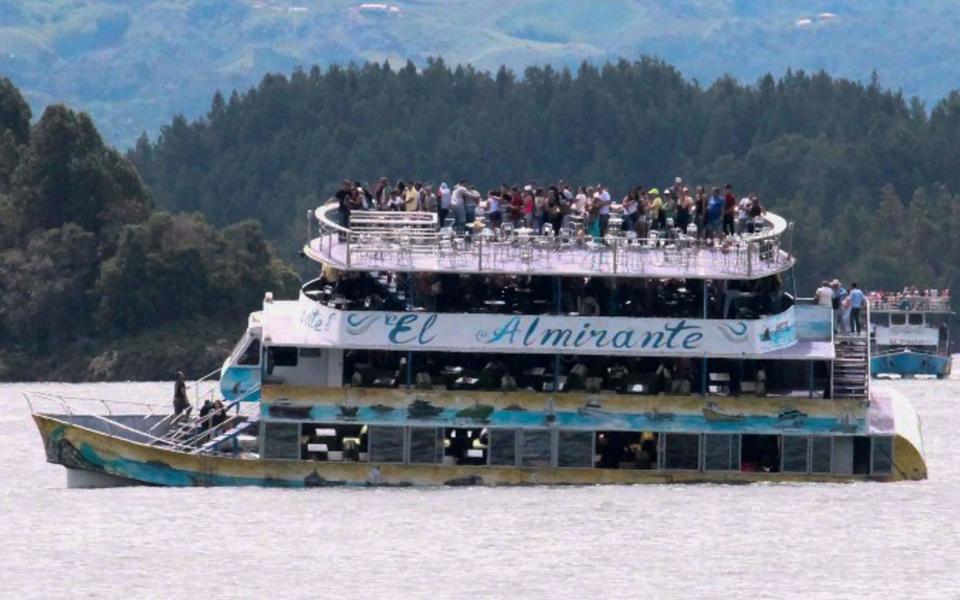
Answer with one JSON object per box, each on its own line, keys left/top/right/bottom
{"left": 173, "top": 371, "right": 190, "bottom": 416}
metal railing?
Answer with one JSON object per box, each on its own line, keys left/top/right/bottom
{"left": 869, "top": 295, "right": 951, "bottom": 313}
{"left": 306, "top": 201, "right": 793, "bottom": 278}
{"left": 24, "top": 381, "right": 262, "bottom": 454}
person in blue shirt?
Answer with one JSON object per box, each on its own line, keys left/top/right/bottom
{"left": 848, "top": 282, "right": 867, "bottom": 335}
{"left": 830, "top": 279, "right": 847, "bottom": 333}
{"left": 705, "top": 187, "right": 724, "bottom": 238}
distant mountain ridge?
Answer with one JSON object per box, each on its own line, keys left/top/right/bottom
{"left": 3, "top": 0, "right": 960, "bottom": 147}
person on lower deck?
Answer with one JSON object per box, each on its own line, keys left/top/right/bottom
{"left": 173, "top": 371, "right": 190, "bottom": 416}
{"left": 848, "top": 282, "right": 866, "bottom": 335}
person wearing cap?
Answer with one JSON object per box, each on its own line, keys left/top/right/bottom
{"left": 672, "top": 176, "right": 684, "bottom": 200}
{"left": 830, "top": 279, "right": 848, "bottom": 333}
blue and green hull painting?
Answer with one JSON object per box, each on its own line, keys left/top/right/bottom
{"left": 871, "top": 350, "right": 951, "bottom": 378}
{"left": 33, "top": 394, "right": 929, "bottom": 487}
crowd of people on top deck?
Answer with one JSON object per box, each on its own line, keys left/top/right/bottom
{"left": 333, "top": 176, "right": 767, "bottom": 239}
{"left": 867, "top": 287, "right": 950, "bottom": 310}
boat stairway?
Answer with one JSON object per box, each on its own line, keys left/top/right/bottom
{"left": 832, "top": 335, "right": 869, "bottom": 402}
{"left": 193, "top": 416, "right": 260, "bottom": 455}
{"left": 152, "top": 398, "right": 247, "bottom": 451}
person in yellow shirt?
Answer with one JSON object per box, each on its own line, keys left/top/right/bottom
{"left": 648, "top": 188, "right": 663, "bottom": 230}
{"left": 404, "top": 181, "right": 419, "bottom": 211}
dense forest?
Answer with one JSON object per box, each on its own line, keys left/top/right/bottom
{"left": 0, "top": 78, "right": 297, "bottom": 380}
{"left": 132, "top": 58, "right": 960, "bottom": 295}
{"left": 4, "top": 56, "right": 960, "bottom": 380}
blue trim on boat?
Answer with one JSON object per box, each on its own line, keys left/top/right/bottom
{"left": 870, "top": 350, "right": 950, "bottom": 378}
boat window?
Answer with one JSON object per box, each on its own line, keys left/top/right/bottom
{"left": 268, "top": 346, "right": 299, "bottom": 368}
{"left": 237, "top": 338, "right": 261, "bottom": 366}
{"left": 853, "top": 436, "right": 871, "bottom": 474}
{"left": 262, "top": 422, "right": 300, "bottom": 460}
{"left": 443, "top": 427, "right": 488, "bottom": 465}
{"left": 520, "top": 429, "right": 553, "bottom": 468}
{"left": 740, "top": 434, "right": 780, "bottom": 472}
{"left": 301, "top": 423, "right": 367, "bottom": 462}
{"left": 368, "top": 426, "right": 404, "bottom": 463}
{"left": 594, "top": 431, "right": 656, "bottom": 469}
{"left": 557, "top": 431, "right": 593, "bottom": 468}
{"left": 704, "top": 434, "right": 740, "bottom": 471}
{"left": 908, "top": 313, "right": 924, "bottom": 326}
{"left": 408, "top": 427, "right": 442, "bottom": 464}
{"left": 831, "top": 437, "right": 854, "bottom": 474}
{"left": 488, "top": 429, "right": 517, "bottom": 466}
{"left": 811, "top": 437, "right": 832, "bottom": 473}
{"left": 781, "top": 436, "right": 809, "bottom": 473}
{"left": 870, "top": 313, "right": 889, "bottom": 327}
{"left": 663, "top": 433, "right": 700, "bottom": 471}
{"left": 871, "top": 437, "right": 893, "bottom": 475}
{"left": 890, "top": 313, "right": 906, "bottom": 326}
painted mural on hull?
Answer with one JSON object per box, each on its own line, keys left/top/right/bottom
{"left": 35, "top": 416, "right": 926, "bottom": 488}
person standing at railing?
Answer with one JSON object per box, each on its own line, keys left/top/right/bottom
{"left": 450, "top": 180, "right": 471, "bottom": 232}
{"left": 830, "top": 279, "right": 848, "bottom": 334}
{"left": 334, "top": 180, "right": 354, "bottom": 231}
{"left": 722, "top": 184, "right": 737, "bottom": 236}
{"left": 173, "top": 371, "right": 190, "bottom": 416}
{"left": 437, "top": 182, "right": 451, "bottom": 226}
{"left": 848, "top": 282, "right": 867, "bottom": 335}
{"left": 748, "top": 194, "right": 765, "bottom": 233}
{"left": 815, "top": 281, "right": 834, "bottom": 306}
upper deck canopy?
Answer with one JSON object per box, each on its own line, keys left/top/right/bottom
{"left": 304, "top": 203, "right": 794, "bottom": 280}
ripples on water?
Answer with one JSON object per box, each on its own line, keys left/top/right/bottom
{"left": 1, "top": 380, "right": 958, "bottom": 599}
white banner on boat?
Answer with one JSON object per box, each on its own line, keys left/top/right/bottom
{"left": 875, "top": 326, "right": 938, "bottom": 347}
{"left": 287, "top": 300, "right": 797, "bottom": 357}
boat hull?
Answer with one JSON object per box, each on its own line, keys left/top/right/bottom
{"left": 871, "top": 350, "right": 951, "bottom": 378}
{"left": 33, "top": 412, "right": 926, "bottom": 487}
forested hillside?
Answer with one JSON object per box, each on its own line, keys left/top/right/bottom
{"left": 0, "top": 78, "right": 297, "bottom": 381}
{"left": 133, "top": 58, "right": 960, "bottom": 293}
{"left": 5, "top": 0, "right": 960, "bottom": 146}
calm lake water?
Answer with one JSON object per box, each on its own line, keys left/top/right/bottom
{"left": 1, "top": 379, "right": 958, "bottom": 599}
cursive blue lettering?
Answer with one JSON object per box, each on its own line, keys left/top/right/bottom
{"left": 418, "top": 314, "right": 438, "bottom": 344}
{"left": 611, "top": 330, "right": 635, "bottom": 349}
{"left": 486, "top": 316, "right": 521, "bottom": 345}
{"left": 523, "top": 317, "right": 540, "bottom": 346}
{"left": 682, "top": 331, "right": 703, "bottom": 349}
{"left": 388, "top": 314, "right": 419, "bottom": 344}
{"left": 664, "top": 320, "right": 700, "bottom": 348}
{"left": 540, "top": 327, "right": 573, "bottom": 347}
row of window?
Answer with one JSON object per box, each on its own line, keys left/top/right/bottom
{"left": 261, "top": 422, "right": 894, "bottom": 477}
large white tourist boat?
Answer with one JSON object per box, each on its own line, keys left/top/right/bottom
{"left": 28, "top": 200, "right": 927, "bottom": 486}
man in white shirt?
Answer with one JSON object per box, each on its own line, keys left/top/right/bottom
{"left": 815, "top": 281, "right": 834, "bottom": 306}
{"left": 737, "top": 196, "right": 752, "bottom": 233}
{"left": 597, "top": 184, "right": 612, "bottom": 236}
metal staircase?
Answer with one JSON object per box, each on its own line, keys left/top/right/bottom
{"left": 832, "top": 335, "right": 869, "bottom": 402}
{"left": 152, "top": 384, "right": 261, "bottom": 453}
